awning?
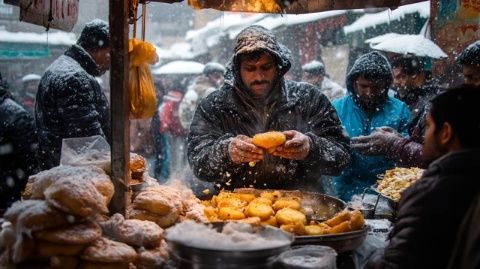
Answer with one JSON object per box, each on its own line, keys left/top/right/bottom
{"left": 0, "top": 43, "right": 50, "bottom": 59}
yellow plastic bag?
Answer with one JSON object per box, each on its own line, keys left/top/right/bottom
{"left": 129, "top": 38, "right": 159, "bottom": 119}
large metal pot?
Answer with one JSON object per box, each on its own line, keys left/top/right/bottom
{"left": 166, "top": 223, "right": 294, "bottom": 269}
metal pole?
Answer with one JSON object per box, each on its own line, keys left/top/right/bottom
{"left": 109, "top": 0, "right": 131, "bottom": 215}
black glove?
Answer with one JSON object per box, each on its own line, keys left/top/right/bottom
{"left": 351, "top": 129, "right": 402, "bottom": 155}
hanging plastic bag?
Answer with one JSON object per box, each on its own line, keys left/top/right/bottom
{"left": 129, "top": 38, "right": 159, "bottom": 119}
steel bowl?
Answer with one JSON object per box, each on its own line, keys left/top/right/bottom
{"left": 294, "top": 226, "right": 368, "bottom": 253}
{"left": 166, "top": 223, "right": 294, "bottom": 269}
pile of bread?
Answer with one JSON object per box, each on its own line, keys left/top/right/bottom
{"left": 203, "top": 190, "right": 365, "bottom": 236}
{"left": 0, "top": 164, "right": 169, "bottom": 269}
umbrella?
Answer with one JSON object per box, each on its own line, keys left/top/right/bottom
{"left": 152, "top": 61, "right": 205, "bottom": 75}
{"left": 371, "top": 34, "right": 448, "bottom": 59}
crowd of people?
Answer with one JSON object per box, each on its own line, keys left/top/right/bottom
{"left": 1, "top": 20, "right": 480, "bottom": 268}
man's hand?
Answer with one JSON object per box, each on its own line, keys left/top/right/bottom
{"left": 351, "top": 128, "right": 402, "bottom": 155}
{"left": 270, "top": 130, "right": 310, "bottom": 160}
{"left": 228, "top": 135, "right": 264, "bottom": 164}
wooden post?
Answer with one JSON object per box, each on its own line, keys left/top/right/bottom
{"left": 109, "top": 0, "right": 130, "bottom": 215}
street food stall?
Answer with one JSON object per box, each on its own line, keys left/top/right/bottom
{"left": 0, "top": 0, "right": 474, "bottom": 268}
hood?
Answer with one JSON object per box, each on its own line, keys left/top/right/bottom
{"left": 346, "top": 51, "right": 393, "bottom": 94}
{"left": 65, "top": 44, "right": 103, "bottom": 77}
{"left": 224, "top": 25, "right": 291, "bottom": 88}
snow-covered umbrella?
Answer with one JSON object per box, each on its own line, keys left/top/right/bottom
{"left": 371, "top": 34, "right": 448, "bottom": 59}
{"left": 365, "top": 33, "right": 401, "bottom": 46}
{"left": 152, "top": 60, "right": 205, "bottom": 75}
{"left": 21, "top": 73, "right": 41, "bottom": 83}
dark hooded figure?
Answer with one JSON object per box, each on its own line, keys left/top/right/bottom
{"left": 0, "top": 73, "right": 38, "bottom": 210}
{"left": 332, "top": 51, "right": 411, "bottom": 201}
{"left": 35, "top": 19, "right": 111, "bottom": 170}
{"left": 187, "top": 26, "right": 350, "bottom": 191}
{"left": 457, "top": 40, "right": 480, "bottom": 86}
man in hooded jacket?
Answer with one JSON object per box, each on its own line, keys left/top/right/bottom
{"left": 332, "top": 51, "right": 411, "bottom": 201}
{"left": 35, "top": 19, "right": 111, "bottom": 170}
{"left": 187, "top": 26, "right": 350, "bottom": 191}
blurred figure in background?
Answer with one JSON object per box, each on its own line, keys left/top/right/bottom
{"left": 0, "top": 72, "right": 38, "bottom": 211}
{"left": 333, "top": 51, "right": 411, "bottom": 201}
{"left": 301, "top": 60, "right": 346, "bottom": 101}
{"left": 457, "top": 40, "right": 480, "bottom": 86}
{"left": 18, "top": 74, "right": 41, "bottom": 115}
{"left": 179, "top": 62, "right": 225, "bottom": 130}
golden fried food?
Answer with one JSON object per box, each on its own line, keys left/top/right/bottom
{"left": 81, "top": 237, "right": 137, "bottom": 263}
{"left": 349, "top": 210, "right": 365, "bottom": 230}
{"left": 234, "top": 217, "right": 261, "bottom": 226}
{"left": 34, "top": 221, "right": 101, "bottom": 245}
{"left": 329, "top": 221, "right": 352, "bottom": 234}
{"left": 232, "top": 193, "right": 256, "bottom": 203}
{"left": 45, "top": 177, "right": 108, "bottom": 217}
{"left": 250, "top": 197, "right": 273, "bottom": 206}
{"left": 305, "top": 225, "right": 330, "bottom": 235}
{"left": 101, "top": 214, "right": 163, "bottom": 248}
{"left": 3, "top": 200, "right": 39, "bottom": 224}
{"left": 275, "top": 208, "right": 307, "bottom": 225}
{"left": 259, "top": 190, "right": 282, "bottom": 201}
{"left": 128, "top": 208, "right": 179, "bottom": 229}
{"left": 130, "top": 153, "right": 146, "bottom": 180}
{"left": 324, "top": 210, "right": 350, "bottom": 227}
{"left": 134, "top": 245, "right": 168, "bottom": 269}
{"left": 377, "top": 167, "right": 424, "bottom": 201}
{"left": 252, "top": 131, "right": 286, "bottom": 149}
{"left": 132, "top": 189, "right": 179, "bottom": 216}
{"left": 218, "top": 207, "right": 246, "bottom": 220}
{"left": 80, "top": 262, "right": 130, "bottom": 269}
{"left": 280, "top": 222, "right": 306, "bottom": 235}
{"left": 35, "top": 241, "right": 85, "bottom": 257}
{"left": 90, "top": 175, "right": 115, "bottom": 206}
{"left": 204, "top": 206, "right": 218, "bottom": 221}
{"left": 272, "top": 197, "right": 301, "bottom": 211}
{"left": 17, "top": 201, "right": 69, "bottom": 233}
{"left": 50, "top": 256, "right": 79, "bottom": 269}
{"left": 261, "top": 216, "right": 278, "bottom": 227}
{"left": 246, "top": 202, "right": 274, "bottom": 220}
{"left": 216, "top": 197, "right": 247, "bottom": 209}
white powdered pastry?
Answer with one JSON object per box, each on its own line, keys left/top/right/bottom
{"left": 165, "top": 220, "right": 291, "bottom": 251}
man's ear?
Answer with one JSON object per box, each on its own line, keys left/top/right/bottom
{"left": 439, "top": 122, "right": 454, "bottom": 145}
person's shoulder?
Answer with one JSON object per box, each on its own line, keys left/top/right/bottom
{"left": 387, "top": 95, "right": 410, "bottom": 110}
{"left": 0, "top": 98, "right": 31, "bottom": 124}
{"left": 286, "top": 80, "right": 326, "bottom": 100}
{"left": 199, "top": 84, "right": 231, "bottom": 109}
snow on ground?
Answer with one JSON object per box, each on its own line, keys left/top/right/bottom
{"left": 344, "top": 1, "right": 430, "bottom": 34}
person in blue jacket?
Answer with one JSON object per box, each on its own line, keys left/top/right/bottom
{"left": 332, "top": 51, "right": 412, "bottom": 201}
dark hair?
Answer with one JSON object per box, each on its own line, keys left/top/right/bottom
{"left": 77, "top": 19, "right": 110, "bottom": 51}
{"left": 430, "top": 85, "right": 480, "bottom": 148}
{"left": 456, "top": 41, "right": 480, "bottom": 66}
{"left": 391, "top": 55, "right": 423, "bottom": 76}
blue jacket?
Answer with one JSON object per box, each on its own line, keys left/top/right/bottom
{"left": 332, "top": 94, "right": 411, "bottom": 201}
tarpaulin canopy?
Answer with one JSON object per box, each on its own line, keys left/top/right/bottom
{"left": 149, "top": 0, "right": 427, "bottom": 14}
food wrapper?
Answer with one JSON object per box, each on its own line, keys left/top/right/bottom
{"left": 129, "top": 38, "right": 159, "bottom": 119}
{"left": 60, "top": 135, "right": 111, "bottom": 174}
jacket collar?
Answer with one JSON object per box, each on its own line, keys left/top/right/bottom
{"left": 425, "top": 148, "right": 480, "bottom": 176}
{"left": 64, "top": 44, "right": 102, "bottom": 77}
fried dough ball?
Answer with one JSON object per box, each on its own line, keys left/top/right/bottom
{"left": 246, "top": 202, "right": 274, "bottom": 221}
{"left": 3, "top": 200, "right": 39, "bottom": 225}
{"left": 127, "top": 208, "right": 179, "bottom": 229}
{"left": 101, "top": 214, "right": 163, "bottom": 248}
{"left": 329, "top": 221, "right": 352, "bottom": 234}
{"left": 134, "top": 245, "right": 168, "bottom": 269}
{"left": 132, "top": 189, "right": 179, "bottom": 216}
{"left": 45, "top": 177, "right": 108, "bottom": 217}
{"left": 252, "top": 131, "right": 286, "bottom": 149}
{"left": 275, "top": 208, "right": 307, "bottom": 225}
{"left": 17, "top": 201, "right": 70, "bottom": 233}
{"left": 273, "top": 197, "right": 301, "bottom": 211}
{"left": 260, "top": 216, "right": 278, "bottom": 227}
{"left": 216, "top": 197, "right": 247, "bottom": 209}
{"left": 324, "top": 210, "right": 351, "bottom": 227}
{"left": 234, "top": 217, "right": 261, "bottom": 226}
{"left": 250, "top": 197, "right": 273, "bottom": 206}
{"left": 280, "top": 222, "right": 306, "bottom": 235}
{"left": 260, "top": 191, "right": 282, "bottom": 201}
{"left": 34, "top": 221, "right": 101, "bottom": 245}
{"left": 204, "top": 206, "right": 218, "bottom": 222}
{"left": 130, "top": 153, "right": 146, "bottom": 180}
{"left": 81, "top": 237, "right": 137, "bottom": 263}
{"left": 305, "top": 225, "right": 330, "bottom": 235}
{"left": 232, "top": 193, "right": 256, "bottom": 203}
{"left": 35, "top": 241, "right": 85, "bottom": 257}
{"left": 50, "top": 256, "right": 79, "bottom": 269}
{"left": 349, "top": 210, "right": 365, "bottom": 230}
{"left": 218, "top": 207, "right": 246, "bottom": 220}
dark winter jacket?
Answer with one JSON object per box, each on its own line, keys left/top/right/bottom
{"left": 0, "top": 87, "right": 37, "bottom": 209}
{"left": 387, "top": 77, "right": 440, "bottom": 168}
{"left": 366, "top": 149, "right": 480, "bottom": 269}
{"left": 35, "top": 44, "right": 110, "bottom": 170}
{"left": 187, "top": 26, "right": 350, "bottom": 191}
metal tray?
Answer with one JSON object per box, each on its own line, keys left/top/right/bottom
{"left": 294, "top": 226, "right": 368, "bottom": 253}
{"left": 371, "top": 184, "right": 399, "bottom": 210}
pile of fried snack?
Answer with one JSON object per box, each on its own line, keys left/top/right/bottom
{"left": 377, "top": 167, "right": 424, "bottom": 201}
{"left": 203, "top": 191, "right": 365, "bottom": 236}
{"left": 0, "top": 154, "right": 206, "bottom": 269}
